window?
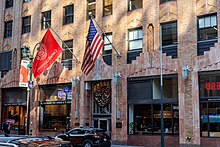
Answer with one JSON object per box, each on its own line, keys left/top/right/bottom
{"left": 4, "top": 21, "right": 12, "bottom": 38}
{"left": 22, "top": 16, "right": 31, "bottom": 34}
{"left": 23, "top": 0, "right": 31, "bottom": 3}
{"left": 198, "top": 14, "right": 217, "bottom": 41}
{"left": 160, "top": 0, "right": 175, "bottom": 4}
{"left": 128, "top": 0, "right": 142, "bottom": 11}
{"left": 103, "top": 0, "right": 112, "bottom": 16}
{"left": 87, "top": 0, "right": 96, "bottom": 19}
{"left": 6, "top": 0, "right": 13, "bottom": 8}
{"left": 62, "top": 40, "right": 73, "bottom": 62}
{"left": 199, "top": 71, "right": 220, "bottom": 137}
{"left": 40, "top": 85, "right": 72, "bottom": 131}
{"left": 128, "top": 28, "right": 143, "bottom": 51}
{"left": 128, "top": 104, "right": 179, "bottom": 135}
{"left": 63, "top": 5, "right": 74, "bottom": 25}
{"left": 103, "top": 33, "right": 112, "bottom": 54}
{"left": 0, "top": 50, "right": 12, "bottom": 78}
{"left": 42, "top": 11, "right": 51, "bottom": 30}
{"left": 161, "top": 21, "right": 177, "bottom": 46}
{"left": 128, "top": 76, "right": 178, "bottom": 135}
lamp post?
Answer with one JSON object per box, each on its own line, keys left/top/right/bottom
{"left": 160, "top": 25, "right": 164, "bottom": 147}
{"left": 64, "top": 87, "right": 70, "bottom": 132}
{"left": 24, "top": 43, "right": 40, "bottom": 135}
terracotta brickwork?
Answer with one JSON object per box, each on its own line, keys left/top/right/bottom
{"left": 0, "top": 0, "right": 220, "bottom": 146}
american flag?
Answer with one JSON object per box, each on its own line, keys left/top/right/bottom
{"left": 81, "top": 19, "right": 104, "bottom": 76}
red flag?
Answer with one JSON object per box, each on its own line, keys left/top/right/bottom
{"left": 32, "top": 29, "right": 62, "bottom": 78}
{"left": 81, "top": 19, "right": 104, "bottom": 76}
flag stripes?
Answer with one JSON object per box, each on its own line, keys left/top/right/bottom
{"left": 81, "top": 19, "right": 104, "bottom": 76}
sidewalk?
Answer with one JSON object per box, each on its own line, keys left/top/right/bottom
{"left": 112, "top": 145, "right": 144, "bottom": 147}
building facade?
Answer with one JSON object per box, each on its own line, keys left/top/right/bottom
{"left": 0, "top": 0, "right": 220, "bottom": 146}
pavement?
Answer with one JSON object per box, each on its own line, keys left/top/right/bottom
{"left": 112, "top": 145, "right": 143, "bottom": 147}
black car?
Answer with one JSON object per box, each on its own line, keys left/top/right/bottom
{"left": 55, "top": 127, "right": 111, "bottom": 147}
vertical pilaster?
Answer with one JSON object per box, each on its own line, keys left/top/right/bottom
{"left": 177, "top": 0, "right": 199, "bottom": 146}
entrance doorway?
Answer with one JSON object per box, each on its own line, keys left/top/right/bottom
{"left": 93, "top": 118, "right": 111, "bottom": 133}
{"left": 1, "top": 105, "right": 26, "bottom": 134}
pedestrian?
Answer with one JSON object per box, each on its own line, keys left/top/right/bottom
{"left": 2, "top": 121, "right": 11, "bottom": 134}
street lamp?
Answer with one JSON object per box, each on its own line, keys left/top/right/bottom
{"left": 63, "top": 87, "right": 70, "bottom": 132}
{"left": 22, "top": 43, "right": 40, "bottom": 135}
{"left": 160, "top": 25, "right": 164, "bottom": 147}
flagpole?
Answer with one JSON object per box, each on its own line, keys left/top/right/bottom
{"left": 46, "top": 22, "right": 79, "bottom": 62}
{"left": 89, "top": 14, "right": 121, "bottom": 58}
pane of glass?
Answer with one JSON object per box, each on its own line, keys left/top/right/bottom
{"left": 133, "top": 30, "right": 138, "bottom": 39}
{"left": 201, "top": 102, "right": 208, "bottom": 137}
{"left": 134, "top": 105, "right": 151, "bottom": 135}
{"left": 209, "top": 102, "right": 220, "bottom": 137}
{"left": 129, "top": 0, "right": 142, "bottom": 10}
{"left": 129, "top": 40, "right": 142, "bottom": 50}
{"left": 104, "top": 45, "right": 112, "bottom": 51}
{"left": 138, "top": 29, "right": 143, "bottom": 38}
{"left": 104, "top": 34, "right": 112, "bottom": 43}
{"left": 129, "top": 31, "right": 134, "bottom": 40}
{"left": 153, "top": 104, "right": 161, "bottom": 133}
{"left": 199, "top": 18, "right": 205, "bottom": 28}
{"left": 199, "top": 28, "right": 217, "bottom": 41}
{"left": 211, "top": 15, "right": 217, "bottom": 27}
{"left": 41, "top": 104, "right": 67, "bottom": 131}
{"left": 205, "top": 17, "right": 211, "bottom": 28}
{"left": 173, "top": 105, "right": 179, "bottom": 134}
{"left": 164, "top": 104, "right": 172, "bottom": 134}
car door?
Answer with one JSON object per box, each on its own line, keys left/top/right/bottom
{"left": 68, "top": 129, "right": 85, "bottom": 146}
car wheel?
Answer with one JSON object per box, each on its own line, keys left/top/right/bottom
{"left": 83, "top": 141, "right": 92, "bottom": 147}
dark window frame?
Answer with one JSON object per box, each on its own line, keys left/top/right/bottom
{"left": 62, "top": 40, "right": 73, "bottom": 62}
{"left": 4, "top": 21, "right": 13, "bottom": 38}
{"left": 103, "top": 33, "right": 112, "bottom": 55}
{"left": 22, "top": 16, "right": 31, "bottom": 34}
{"left": 128, "top": 28, "right": 143, "bottom": 51}
{"left": 41, "top": 10, "right": 51, "bottom": 30}
{"left": 23, "top": 0, "right": 31, "bottom": 3}
{"left": 128, "top": 0, "right": 142, "bottom": 11}
{"left": 197, "top": 13, "right": 218, "bottom": 41}
{"left": 87, "top": 0, "right": 96, "bottom": 19}
{"left": 63, "top": 5, "right": 74, "bottom": 25}
{"left": 161, "top": 21, "right": 178, "bottom": 46}
{"left": 160, "top": 0, "right": 175, "bottom": 4}
{"left": 103, "top": 0, "right": 112, "bottom": 16}
{"left": 6, "top": 0, "right": 13, "bottom": 8}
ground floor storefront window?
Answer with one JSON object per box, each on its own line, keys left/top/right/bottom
{"left": 39, "top": 84, "right": 71, "bottom": 131}
{"left": 128, "top": 75, "right": 179, "bottom": 135}
{"left": 1, "top": 88, "right": 27, "bottom": 135}
{"left": 199, "top": 71, "right": 220, "bottom": 137}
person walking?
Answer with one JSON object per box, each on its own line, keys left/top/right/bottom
{"left": 2, "top": 121, "right": 11, "bottom": 134}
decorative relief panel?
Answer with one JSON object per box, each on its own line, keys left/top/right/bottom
{"left": 159, "top": 1, "right": 177, "bottom": 23}
{"left": 22, "top": 6, "right": 29, "bottom": 17}
{"left": 127, "top": 9, "right": 143, "bottom": 29}
{"left": 196, "top": 0, "right": 217, "bottom": 16}
{"left": 61, "top": 26, "right": 74, "bottom": 41}
{"left": 41, "top": 0, "right": 52, "bottom": 12}
{"left": 61, "top": 0, "right": 74, "bottom": 7}
{"left": 4, "top": 13, "right": 13, "bottom": 22}
{"left": 147, "top": 24, "right": 154, "bottom": 52}
{"left": 3, "top": 40, "right": 12, "bottom": 51}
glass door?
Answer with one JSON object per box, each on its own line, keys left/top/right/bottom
{"left": 93, "top": 118, "right": 111, "bottom": 133}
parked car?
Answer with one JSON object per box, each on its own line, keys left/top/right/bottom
{"left": 0, "top": 134, "right": 71, "bottom": 147}
{"left": 55, "top": 127, "right": 111, "bottom": 147}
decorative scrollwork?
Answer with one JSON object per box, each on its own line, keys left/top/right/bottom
{"left": 94, "top": 81, "right": 111, "bottom": 106}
